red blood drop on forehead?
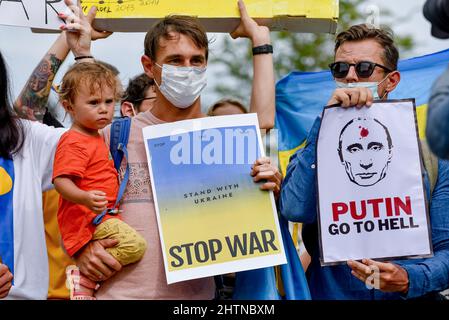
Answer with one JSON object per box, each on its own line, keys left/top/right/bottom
{"left": 360, "top": 127, "right": 369, "bottom": 138}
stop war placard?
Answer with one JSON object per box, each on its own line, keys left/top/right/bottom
{"left": 143, "top": 114, "right": 286, "bottom": 284}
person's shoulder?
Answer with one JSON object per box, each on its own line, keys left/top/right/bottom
{"left": 20, "top": 119, "right": 67, "bottom": 143}
{"left": 19, "top": 119, "right": 41, "bottom": 133}
{"left": 20, "top": 119, "right": 64, "bottom": 131}
{"left": 59, "top": 130, "right": 88, "bottom": 141}
{"left": 134, "top": 111, "right": 164, "bottom": 127}
{"left": 57, "top": 130, "right": 95, "bottom": 152}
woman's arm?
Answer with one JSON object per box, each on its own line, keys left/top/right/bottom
{"left": 14, "top": 32, "right": 69, "bottom": 122}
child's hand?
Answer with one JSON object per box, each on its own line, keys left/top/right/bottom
{"left": 83, "top": 190, "right": 108, "bottom": 214}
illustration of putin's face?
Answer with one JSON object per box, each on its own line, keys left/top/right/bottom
{"left": 338, "top": 117, "right": 393, "bottom": 187}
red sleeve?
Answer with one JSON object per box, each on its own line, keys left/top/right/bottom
{"left": 53, "top": 132, "right": 90, "bottom": 181}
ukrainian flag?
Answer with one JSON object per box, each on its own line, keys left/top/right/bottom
{"left": 276, "top": 48, "right": 449, "bottom": 175}
{"left": 0, "top": 157, "right": 14, "bottom": 283}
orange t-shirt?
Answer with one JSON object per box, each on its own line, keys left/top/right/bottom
{"left": 53, "top": 130, "right": 119, "bottom": 256}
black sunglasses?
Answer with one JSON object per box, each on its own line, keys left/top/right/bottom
{"left": 329, "top": 61, "right": 393, "bottom": 78}
{"left": 132, "top": 97, "right": 156, "bottom": 103}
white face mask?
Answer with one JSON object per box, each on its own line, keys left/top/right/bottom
{"left": 154, "top": 63, "right": 207, "bottom": 109}
{"left": 335, "top": 75, "right": 389, "bottom": 100}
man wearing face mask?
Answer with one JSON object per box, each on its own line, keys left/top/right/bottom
{"left": 279, "top": 24, "right": 449, "bottom": 299}
{"left": 58, "top": 0, "right": 281, "bottom": 300}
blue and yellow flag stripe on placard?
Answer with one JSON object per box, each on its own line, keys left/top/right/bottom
{"left": 275, "top": 48, "right": 449, "bottom": 175}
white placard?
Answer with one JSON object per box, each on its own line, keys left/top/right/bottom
{"left": 142, "top": 114, "right": 286, "bottom": 284}
{"left": 317, "top": 99, "right": 432, "bottom": 265}
{"left": 0, "top": 0, "right": 69, "bottom": 30}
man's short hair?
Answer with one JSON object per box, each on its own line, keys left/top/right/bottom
{"left": 122, "top": 73, "right": 155, "bottom": 112}
{"left": 144, "top": 15, "right": 209, "bottom": 61}
{"left": 334, "top": 24, "right": 399, "bottom": 72}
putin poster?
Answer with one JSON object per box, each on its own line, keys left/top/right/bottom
{"left": 316, "top": 99, "right": 432, "bottom": 265}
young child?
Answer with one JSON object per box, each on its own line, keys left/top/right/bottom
{"left": 52, "top": 62, "right": 147, "bottom": 300}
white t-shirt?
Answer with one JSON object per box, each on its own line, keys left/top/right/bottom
{"left": 4, "top": 120, "right": 66, "bottom": 300}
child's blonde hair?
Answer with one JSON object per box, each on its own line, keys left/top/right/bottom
{"left": 58, "top": 62, "right": 122, "bottom": 106}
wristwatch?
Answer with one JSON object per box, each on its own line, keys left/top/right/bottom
{"left": 252, "top": 44, "right": 273, "bottom": 55}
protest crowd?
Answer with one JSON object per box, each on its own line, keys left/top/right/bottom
{"left": 1, "top": 0, "right": 449, "bottom": 301}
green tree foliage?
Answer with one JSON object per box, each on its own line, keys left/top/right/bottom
{"left": 211, "top": 0, "right": 415, "bottom": 104}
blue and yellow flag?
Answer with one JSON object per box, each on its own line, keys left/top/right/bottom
{"left": 275, "top": 48, "right": 449, "bottom": 175}
{"left": 0, "top": 157, "right": 14, "bottom": 283}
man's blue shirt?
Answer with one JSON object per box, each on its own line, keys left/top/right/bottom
{"left": 280, "top": 116, "right": 449, "bottom": 300}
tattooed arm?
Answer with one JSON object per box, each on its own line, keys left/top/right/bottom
{"left": 13, "top": 32, "right": 68, "bottom": 122}
{"left": 14, "top": 4, "right": 112, "bottom": 122}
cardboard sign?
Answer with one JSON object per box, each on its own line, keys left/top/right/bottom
{"left": 143, "top": 114, "right": 286, "bottom": 284}
{"left": 80, "top": 0, "right": 338, "bottom": 33}
{"left": 5, "top": 0, "right": 338, "bottom": 33}
{"left": 0, "top": 0, "right": 68, "bottom": 30}
{"left": 316, "top": 99, "right": 432, "bottom": 265}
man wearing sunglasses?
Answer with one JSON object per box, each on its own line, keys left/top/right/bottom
{"left": 280, "top": 24, "right": 449, "bottom": 300}
{"left": 327, "top": 27, "right": 400, "bottom": 108}
{"left": 120, "top": 73, "right": 157, "bottom": 117}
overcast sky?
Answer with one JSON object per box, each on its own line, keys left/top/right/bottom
{"left": 0, "top": 0, "right": 448, "bottom": 110}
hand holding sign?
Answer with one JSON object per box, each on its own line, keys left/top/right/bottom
{"left": 0, "top": 263, "right": 13, "bottom": 299}
{"left": 251, "top": 157, "right": 282, "bottom": 200}
{"left": 59, "top": 0, "right": 93, "bottom": 57}
{"left": 230, "top": 0, "right": 270, "bottom": 46}
{"left": 347, "top": 258, "right": 409, "bottom": 293}
{"left": 327, "top": 87, "right": 374, "bottom": 108}
{"left": 59, "top": 0, "right": 111, "bottom": 58}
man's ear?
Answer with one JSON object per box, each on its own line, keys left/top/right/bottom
{"left": 141, "top": 55, "right": 156, "bottom": 78}
{"left": 384, "top": 71, "right": 401, "bottom": 94}
{"left": 121, "top": 101, "right": 136, "bottom": 117}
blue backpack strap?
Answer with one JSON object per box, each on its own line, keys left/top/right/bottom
{"left": 93, "top": 117, "right": 131, "bottom": 226}
{"left": 110, "top": 117, "right": 132, "bottom": 171}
